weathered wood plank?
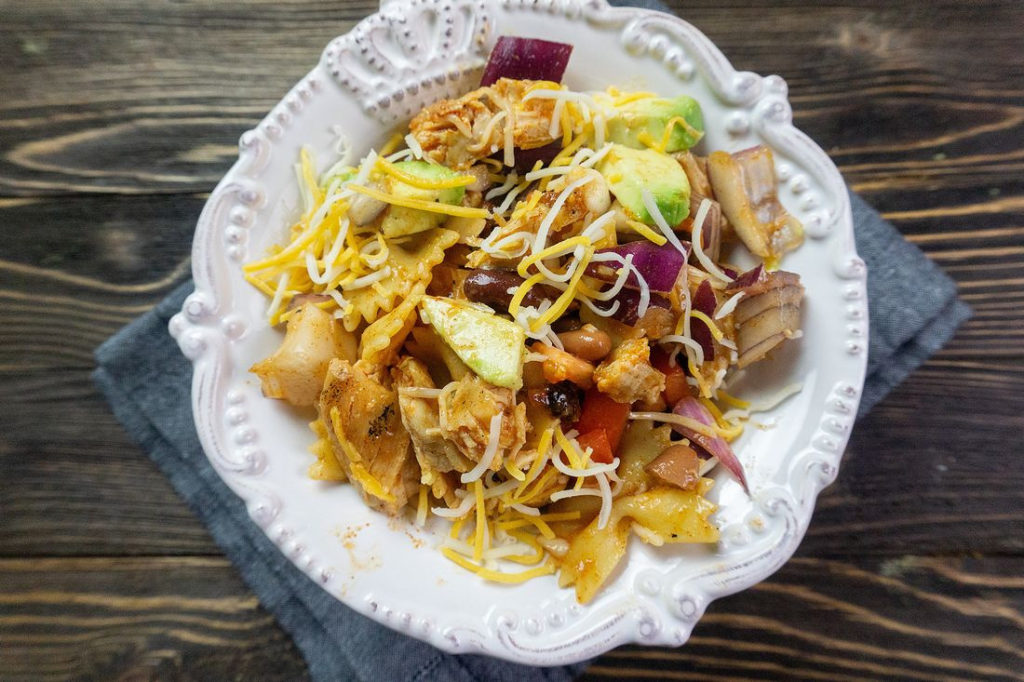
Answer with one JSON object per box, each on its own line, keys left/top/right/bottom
{"left": 1, "top": 555, "right": 1020, "bottom": 681}
{"left": 581, "top": 556, "right": 1024, "bottom": 682}
{"left": 1, "top": 1, "right": 1021, "bottom": 195}
{"left": 0, "top": 557, "right": 308, "bottom": 681}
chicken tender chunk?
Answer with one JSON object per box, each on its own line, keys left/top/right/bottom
{"left": 593, "top": 337, "right": 665, "bottom": 405}
{"left": 318, "top": 359, "right": 419, "bottom": 514}
{"left": 392, "top": 356, "right": 468, "bottom": 507}
{"left": 409, "top": 78, "right": 558, "bottom": 170}
{"left": 437, "top": 374, "right": 528, "bottom": 468}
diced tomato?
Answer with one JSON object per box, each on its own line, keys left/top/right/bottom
{"left": 575, "top": 429, "right": 614, "bottom": 464}
{"left": 651, "top": 347, "right": 691, "bottom": 406}
{"left": 573, "top": 387, "right": 630, "bottom": 452}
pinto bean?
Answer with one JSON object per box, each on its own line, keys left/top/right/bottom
{"left": 645, "top": 444, "right": 701, "bottom": 490}
{"left": 556, "top": 324, "right": 612, "bottom": 362}
{"left": 532, "top": 344, "right": 595, "bottom": 389}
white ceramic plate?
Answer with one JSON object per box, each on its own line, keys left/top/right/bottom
{"left": 170, "top": 0, "right": 868, "bottom": 665}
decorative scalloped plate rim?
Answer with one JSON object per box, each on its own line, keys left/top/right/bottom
{"left": 170, "top": 0, "right": 868, "bottom": 665}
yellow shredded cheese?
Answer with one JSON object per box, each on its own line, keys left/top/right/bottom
{"left": 347, "top": 183, "right": 490, "bottom": 218}
{"left": 689, "top": 309, "right": 725, "bottom": 341}
{"left": 376, "top": 157, "right": 477, "bottom": 190}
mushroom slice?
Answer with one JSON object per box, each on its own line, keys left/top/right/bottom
{"left": 727, "top": 266, "right": 804, "bottom": 368}
{"left": 707, "top": 145, "right": 803, "bottom": 265}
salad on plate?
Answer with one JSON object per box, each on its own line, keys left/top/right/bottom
{"left": 244, "top": 37, "right": 806, "bottom": 603}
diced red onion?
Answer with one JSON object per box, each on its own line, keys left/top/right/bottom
{"left": 507, "top": 141, "right": 563, "bottom": 171}
{"left": 726, "top": 264, "right": 764, "bottom": 291}
{"left": 690, "top": 279, "right": 717, "bottom": 361}
{"left": 672, "top": 396, "right": 749, "bottom": 493}
{"left": 481, "top": 36, "right": 573, "bottom": 86}
{"left": 606, "top": 289, "right": 670, "bottom": 326}
{"left": 587, "top": 241, "right": 688, "bottom": 293}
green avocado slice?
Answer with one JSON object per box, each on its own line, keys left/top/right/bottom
{"left": 597, "top": 144, "right": 691, "bottom": 227}
{"left": 607, "top": 95, "right": 704, "bottom": 153}
{"left": 419, "top": 296, "right": 526, "bottom": 390}
{"left": 380, "top": 161, "right": 467, "bottom": 238}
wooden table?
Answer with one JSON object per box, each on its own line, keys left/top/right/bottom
{"left": 3, "top": 1, "right": 1022, "bottom": 679}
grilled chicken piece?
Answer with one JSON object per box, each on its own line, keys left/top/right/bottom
{"left": 673, "top": 151, "right": 713, "bottom": 197}
{"left": 707, "top": 145, "right": 803, "bottom": 265}
{"left": 393, "top": 356, "right": 469, "bottom": 507}
{"left": 468, "top": 167, "right": 610, "bottom": 267}
{"left": 318, "top": 359, "right": 419, "bottom": 514}
{"left": 437, "top": 374, "right": 528, "bottom": 468}
{"left": 250, "top": 303, "right": 357, "bottom": 407}
{"left": 410, "top": 78, "right": 559, "bottom": 170}
{"left": 593, "top": 337, "right": 665, "bottom": 405}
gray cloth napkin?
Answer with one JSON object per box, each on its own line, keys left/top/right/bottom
{"left": 91, "top": 0, "right": 969, "bottom": 675}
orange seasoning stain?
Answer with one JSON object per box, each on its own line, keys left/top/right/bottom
{"left": 334, "top": 523, "right": 380, "bottom": 572}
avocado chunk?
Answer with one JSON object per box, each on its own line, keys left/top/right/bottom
{"left": 607, "top": 95, "right": 704, "bottom": 153}
{"left": 380, "top": 161, "right": 466, "bottom": 238}
{"left": 597, "top": 144, "right": 691, "bottom": 227}
{"left": 419, "top": 296, "right": 526, "bottom": 390}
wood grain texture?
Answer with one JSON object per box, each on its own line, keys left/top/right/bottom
{"left": 0, "top": 557, "right": 308, "bottom": 681}
{"left": 0, "top": 556, "right": 1020, "bottom": 681}
{"left": 2, "top": 0, "right": 1022, "bottom": 679}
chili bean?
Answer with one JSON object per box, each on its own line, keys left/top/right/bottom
{"left": 556, "top": 324, "right": 612, "bottom": 362}
{"left": 463, "top": 269, "right": 547, "bottom": 309}
{"left": 551, "top": 315, "right": 582, "bottom": 333}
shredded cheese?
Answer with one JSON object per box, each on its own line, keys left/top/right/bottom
{"left": 461, "top": 414, "right": 503, "bottom": 484}
{"left": 377, "top": 157, "right": 476, "bottom": 190}
{"left": 715, "top": 291, "right": 745, "bottom": 319}
{"left": 690, "top": 198, "right": 733, "bottom": 283}
{"left": 641, "top": 189, "right": 689, "bottom": 257}
{"left": 628, "top": 411, "right": 719, "bottom": 439}
{"left": 347, "top": 184, "right": 489, "bottom": 219}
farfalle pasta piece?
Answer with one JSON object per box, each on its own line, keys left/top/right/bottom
{"left": 360, "top": 282, "right": 427, "bottom": 366}
{"left": 557, "top": 482, "right": 718, "bottom": 603}
{"left": 341, "top": 228, "right": 459, "bottom": 331}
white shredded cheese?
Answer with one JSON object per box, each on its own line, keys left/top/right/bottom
{"left": 267, "top": 273, "right": 289, "bottom": 317}
{"left": 484, "top": 172, "right": 518, "bottom": 201}
{"left": 579, "top": 143, "right": 613, "bottom": 169}
{"left": 398, "top": 387, "right": 443, "bottom": 398}
{"left": 549, "top": 487, "right": 603, "bottom": 502}
{"left": 432, "top": 493, "right": 476, "bottom": 518}
{"left": 721, "top": 382, "right": 804, "bottom": 421}
{"left": 404, "top": 133, "right": 424, "bottom": 160}
{"left": 715, "top": 291, "right": 745, "bottom": 319}
{"left": 595, "top": 472, "right": 613, "bottom": 529}
{"left": 460, "top": 414, "right": 504, "bottom": 484}
{"left": 658, "top": 334, "right": 705, "bottom": 367}
{"left": 510, "top": 503, "right": 541, "bottom": 517}
{"left": 641, "top": 189, "right": 689, "bottom": 257}
{"left": 691, "top": 198, "right": 733, "bottom": 283}
{"left": 532, "top": 175, "right": 594, "bottom": 254}
{"left": 342, "top": 266, "right": 391, "bottom": 291}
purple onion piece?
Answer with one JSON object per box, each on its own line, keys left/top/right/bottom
{"left": 690, "top": 279, "right": 717, "bottom": 361}
{"left": 587, "top": 241, "right": 688, "bottom": 293}
{"left": 480, "top": 36, "right": 573, "bottom": 86}
{"left": 726, "top": 263, "right": 764, "bottom": 291}
{"left": 505, "top": 141, "right": 563, "bottom": 172}
{"left": 672, "top": 396, "right": 749, "bottom": 493}
{"left": 603, "top": 288, "right": 671, "bottom": 326}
